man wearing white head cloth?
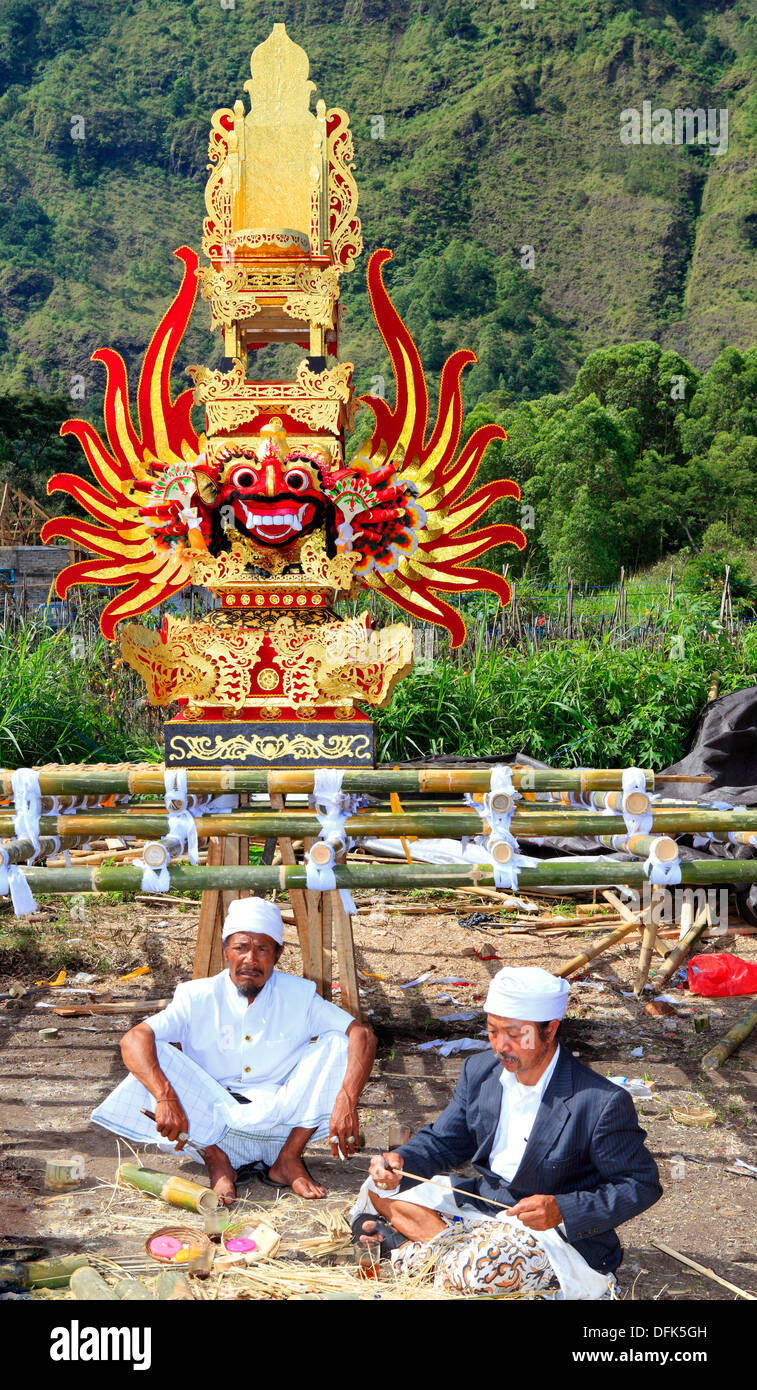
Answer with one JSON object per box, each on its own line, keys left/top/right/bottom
{"left": 91, "top": 897, "right": 376, "bottom": 1203}
{"left": 351, "top": 965, "right": 661, "bottom": 1298}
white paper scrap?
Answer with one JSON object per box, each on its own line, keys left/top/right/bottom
{"left": 399, "top": 971, "right": 433, "bottom": 989}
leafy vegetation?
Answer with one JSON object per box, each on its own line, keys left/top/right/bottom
{"left": 374, "top": 610, "right": 757, "bottom": 767}
{"left": 0, "top": 0, "right": 753, "bottom": 407}
{"left": 0, "top": 619, "right": 160, "bottom": 765}
{"left": 466, "top": 341, "right": 757, "bottom": 585}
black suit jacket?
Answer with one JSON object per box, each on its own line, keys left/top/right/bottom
{"left": 396, "top": 1046, "right": 662, "bottom": 1273}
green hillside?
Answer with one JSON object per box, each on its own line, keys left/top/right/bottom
{"left": 0, "top": 0, "right": 754, "bottom": 413}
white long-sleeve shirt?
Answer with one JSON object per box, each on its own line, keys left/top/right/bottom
{"left": 145, "top": 968, "right": 353, "bottom": 1091}
{"left": 489, "top": 1045, "right": 561, "bottom": 1181}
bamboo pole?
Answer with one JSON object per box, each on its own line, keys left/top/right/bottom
{"left": 2, "top": 764, "right": 705, "bottom": 797}
{"left": 554, "top": 920, "right": 640, "bottom": 977}
{"left": 651, "top": 906, "right": 710, "bottom": 990}
{"left": 701, "top": 1000, "right": 757, "bottom": 1073}
{"left": 0, "top": 834, "right": 82, "bottom": 863}
{"left": 635, "top": 886, "right": 665, "bottom": 995}
{"left": 10, "top": 857, "right": 757, "bottom": 895}
{"left": 1, "top": 807, "right": 753, "bottom": 841}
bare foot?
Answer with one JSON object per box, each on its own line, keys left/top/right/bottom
{"left": 269, "top": 1153, "right": 326, "bottom": 1199}
{"left": 204, "top": 1144, "right": 236, "bottom": 1206}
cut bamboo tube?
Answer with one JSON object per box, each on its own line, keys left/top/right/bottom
{"left": 14, "top": 858, "right": 757, "bottom": 893}
{"left": 1, "top": 807, "right": 754, "bottom": 840}
{"left": 596, "top": 833, "right": 678, "bottom": 860}
{"left": 701, "top": 999, "right": 757, "bottom": 1073}
{"left": 554, "top": 919, "right": 640, "bottom": 977}
{"left": 156, "top": 1270, "right": 195, "bottom": 1300}
{"left": 70, "top": 1266, "right": 119, "bottom": 1300}
{"left": 117, "top": 1164, "right": 219, "bottom": 1212}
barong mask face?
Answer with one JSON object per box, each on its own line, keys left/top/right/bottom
{"left": 486, "top": 1016, "right": 559, "bottom": 1077}
{"left": 224, "top": 932, "right": 283, "bottom": 1001}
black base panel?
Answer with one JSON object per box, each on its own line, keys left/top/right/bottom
{"left": 164, "top": 719, "right": 375, "bottom": 768}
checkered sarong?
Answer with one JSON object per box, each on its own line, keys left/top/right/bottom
{"left": 91, "top": 1031, "right": 348, "bottom": 1169}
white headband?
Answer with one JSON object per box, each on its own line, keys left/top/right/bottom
{"left": 222, "top": 897, "right": 284, "bottom": 947}
{"left": 485, "top": 966, "right": 569, "bottom": 1022}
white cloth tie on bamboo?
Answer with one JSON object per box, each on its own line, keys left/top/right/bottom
{"left": 305, "top": 769, "right": 361, "bottom": 914}
{"left": 620, "top": 767, "right": 653, "bottom": 834}
{"left": 164, "top": 767, "right": 188, "bottom": 812}
{"left": 166, "top": 811, "right": 199, "bottom": 865}
{"left": 0, "top": 848, "right": 37, "bottom": 914}
{"left": 133, "top": 855, "right": 171, "bottom": 893}
{"left": 644, "top": 840, "right": 682, "bottom": 886}
{"left": 464, "top": 765, "right": 535, "bottom": 890}
{"left": 12, "top": 767, "right": 42, "bottom": 859}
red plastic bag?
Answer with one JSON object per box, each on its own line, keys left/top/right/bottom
{"left": 687, "top": 952, "right": 757, "bottom": 997}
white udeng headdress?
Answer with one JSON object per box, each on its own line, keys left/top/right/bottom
{"left": 222, "top": 898, "right": 284, "bottom": 946}
{"left": 485, "top": 966, "right": 569, "bottom": 1021}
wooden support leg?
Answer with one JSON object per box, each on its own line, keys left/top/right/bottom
{"left": 193, "top": 835, "right": 225, "bottom": 979}
{"left": 331, "top": 889, "right": 362, "bottom": 1022}
{"left": 307, "top": 889, "right": 333, "bottom": 1000}
{"left": 193, "top": 801, "right": 251, "bottom": 979}
{"left": 270, "top": 792, "right": 311, "bottom": 969}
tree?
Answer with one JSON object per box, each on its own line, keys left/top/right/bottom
{"left": 0, "top": 392, "right": 85, "bottom": 511}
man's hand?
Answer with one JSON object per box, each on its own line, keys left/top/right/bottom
{"left": 154, "top": 1094, "right": 189, "bottom": 1149}
{"left": 328, "top": 1087, "right": 360, "bottom": 1159}
{"left": 506, "top": 1194, "right": 563, "bottom": 1231}
{"left": 368, "top": 1151, "right": 404, "bottom": 1191}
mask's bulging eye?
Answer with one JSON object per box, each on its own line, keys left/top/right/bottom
{"left": 230, "top": 466, "right": 258, "bottom": 490}
{"left": 284, "top": 469, "right": 310, "bottom": 492}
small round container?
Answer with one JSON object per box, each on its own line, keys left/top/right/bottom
{"left": 145, "top": 1225, "right": 212, "bottom": 1266}
{"left": 203, "top": 1207, "right": 231, "bottom": 1241}
{"left": 44, "top": 1156, "right": 84, "bottom": 1191}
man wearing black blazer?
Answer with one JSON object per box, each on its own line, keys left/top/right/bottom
{"left": 355, "top": 967, "right": 662, "bottom": 1277}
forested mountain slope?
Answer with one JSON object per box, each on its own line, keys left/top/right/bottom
{"left": 0, "top": 0, "right": 753, "bottom": 409}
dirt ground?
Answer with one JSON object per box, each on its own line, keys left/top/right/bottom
{"left": 1, "top": 887, "right": 755, "bottom": 1301}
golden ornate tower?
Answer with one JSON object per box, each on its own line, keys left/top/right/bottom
{"left": 43, "top": 25, "right": 524, "bottom": 769}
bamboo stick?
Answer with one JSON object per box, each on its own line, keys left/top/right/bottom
{"left": 2, "top": 763, "right": 705, "bottom": 797}
{"left": 1, "top": 807, "right": 754, "bottom": 841}
{"left": 635, "top": 886, "right": 665, "bottom": 995}
{"left": 13, "top": 858, "right": 757, "bottom": 893}
{"left": 701, "top": 1000, "right": 757, "bottom": 1073}
{"left": 554, "top": 920, "right": 640, "bottom": 977}
{"left": 651, "top": 907, "right": 710, "bottom": 989}
{"left": 649, "top": 1240, "right": 756, "bottom": 1300}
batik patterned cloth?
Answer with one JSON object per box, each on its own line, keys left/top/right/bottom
{"left": 392, "top": 1215, "right": 560, "bottom": 1295}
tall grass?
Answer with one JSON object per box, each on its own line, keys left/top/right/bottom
{"left": 374, "top": 626, "right": 757, "bottom": 768}
{"left": 0, "top": 622, "right": 161, "bottom": 767}
{"left": 1, "top": 610, "right": 755, "bottom": 772}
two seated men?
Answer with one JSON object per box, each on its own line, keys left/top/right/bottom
{"left": 93, "top": 900, "right": 661, "bottom": 1292}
